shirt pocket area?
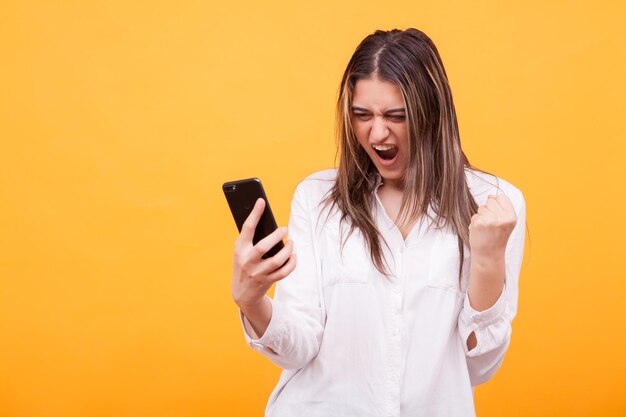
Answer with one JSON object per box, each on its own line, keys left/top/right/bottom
{"left": 321, "top": 221, "right": 371, "bottom": 287}
{"left": 427, "top": 229, "right": 469, "bottom": 294}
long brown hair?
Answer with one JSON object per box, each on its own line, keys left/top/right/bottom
{"left": 324, "top": 28, "right": 495, "bottom": 279}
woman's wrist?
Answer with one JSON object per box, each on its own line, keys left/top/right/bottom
{"left": 240, "top": 296, "right": 273, "bottom": 339}
{"left": 239, "top": 295, "right": 270, "bottom": 320}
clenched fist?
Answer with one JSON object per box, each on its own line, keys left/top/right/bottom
{"left": 469, "top": 192, "right": 517, "bottom": 258}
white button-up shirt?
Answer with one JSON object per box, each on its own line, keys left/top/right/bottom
{"left": 241, "top": 168, "right": 526, "bottom": 417}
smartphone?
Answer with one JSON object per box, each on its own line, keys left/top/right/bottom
{"left": 222, "top": 178, "right": 285, "bottom": 259}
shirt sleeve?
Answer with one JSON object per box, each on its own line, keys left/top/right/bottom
{"left": 238, "top": 181, "right": 324, "bottom": 370}
{"left": 457, "top": 188, "right": 526, "bottom": 386}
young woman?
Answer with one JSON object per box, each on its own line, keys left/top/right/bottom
{"left": 231, "top": 28, "right": 526, "bottom": 417}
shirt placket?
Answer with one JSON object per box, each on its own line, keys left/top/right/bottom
{"left": 385, "top": 241, "right": 405, "bottom": 417}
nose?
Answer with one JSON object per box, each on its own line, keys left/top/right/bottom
{"left": 370, "top": 117, "right": 389, "bottom": 142}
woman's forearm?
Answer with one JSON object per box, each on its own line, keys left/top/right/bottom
{"left": 240, "top": 295, "right": 273, "bottom": 338}
{"left": 467, "top": 251, "right": 505, "bottom": 312}
{"left": 465, "top": 252, "right": 506, "bottom": 351}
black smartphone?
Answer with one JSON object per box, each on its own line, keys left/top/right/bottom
{"left": 222, "top": 178, "right": 285, "bottom": 259}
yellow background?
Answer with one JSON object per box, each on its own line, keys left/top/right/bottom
{"left": 1, "top": 1, "right": 625, "bottom": 416}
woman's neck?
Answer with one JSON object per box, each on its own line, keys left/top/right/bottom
{"left": 381, "top": 178, "right": 404, "bottom": 193}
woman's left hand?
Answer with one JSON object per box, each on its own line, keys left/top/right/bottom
{"left": 469, "top": 192, "right": 517, "bottom": 258}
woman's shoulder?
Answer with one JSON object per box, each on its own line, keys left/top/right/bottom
{"left": 288, "top": 169, "right": 338, "bottom": 214}
{"left": 464, "top": 166, "right": 525, "bottom": 210}
{"left": 286, "top": 169, "right": 347, "bottom": 237}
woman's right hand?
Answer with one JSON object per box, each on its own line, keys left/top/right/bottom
{"left": 231, "top": 198, "right": 297, "bottom": 316}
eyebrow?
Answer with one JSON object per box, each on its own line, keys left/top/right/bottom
{"left": 351, "top": 106, "right": 406, "bottom": 113}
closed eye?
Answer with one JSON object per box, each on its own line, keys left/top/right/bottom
{"left": 353, "top": 112, "right": 372, "bottom": 121}
{"left": 386, "top": 114, "right": 406, "bottom": 122}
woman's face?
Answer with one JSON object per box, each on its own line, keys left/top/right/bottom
{"left": 351, "top": 76, "right": 408, "bottom": 188}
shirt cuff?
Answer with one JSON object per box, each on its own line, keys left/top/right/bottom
{"left": 459, "top": 284, "right": 510, "bottom": 356}
{"left": 239, "top": 298, "right": 286, "bottom": 356}
{"left": 462, "top": 283, "right": 507, "bottom": 327}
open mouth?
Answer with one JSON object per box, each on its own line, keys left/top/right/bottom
{"left": 372, "top": 144, "right": 398, "bottom": 161}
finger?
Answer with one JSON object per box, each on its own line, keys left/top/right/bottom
{"left": 496, "top": 192, "right": 515, "bottom": 213}
{"left": 477, "top": 204, "right": 491, "bottom": 216}
{"left": 240, "top": 198, "right": 265, "bottom": 242}
{"left": 253, "top": 226, "right": 288, "bottom": 258}
{"left": 485, "top": 195, "right": 505, "bottom": 213}
{"left": 266, "top": 254, "right": 297, "bottom": 283}
{"left": 469, "top": 213, "right": 480, "bottom": 230}
{"left": 257, "top": 239, "right": 294, "bottom": 275}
